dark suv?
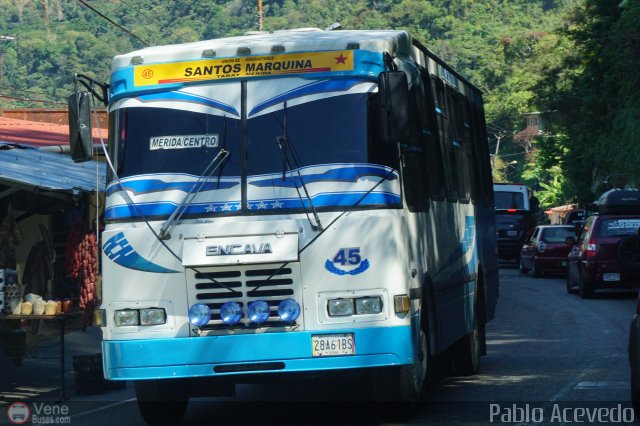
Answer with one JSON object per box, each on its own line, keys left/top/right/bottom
{"left": 563, "top": 208, "right": 586, "bottom": 231}
{"left": 493, "top": 183, "right": 537, "bottom": 261}
{"left": 566, "top": 189, "right": 640, "bottom": 298}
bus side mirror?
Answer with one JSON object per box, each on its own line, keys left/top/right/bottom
{"left": 378, "top": 71, "right": 411, "bottom": 144}
{"left": 68, "top": 91, "right": 93, "bottom": 163}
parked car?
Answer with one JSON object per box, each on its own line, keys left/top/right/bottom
{"left": 566, "top": 189, "right": 640, "bottom": 298}
{"left": 519, "top": 225, "right": 577, "bottom": 277}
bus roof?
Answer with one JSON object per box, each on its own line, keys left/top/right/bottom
{"left": 112, "top": 29, "right": 413, "bottom": 72}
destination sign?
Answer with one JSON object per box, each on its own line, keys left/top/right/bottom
{"left": 133, "top": 50, "right": 354, "bottom": 87}
{"left": 149, "top": 134, "right": 219, "bottom": 150}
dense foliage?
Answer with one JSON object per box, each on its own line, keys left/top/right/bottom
{"left": 534, "top": 0, "right": 640, "bottom": 206}
{"left": 1, "top": 1, "right": 637, "bottom": 207}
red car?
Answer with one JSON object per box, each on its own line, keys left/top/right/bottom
{"left": 566, "top": 213, "right": 640, "bottom": 297}
{"left": 519, "top": 225, "right": 577, "bottom": 277}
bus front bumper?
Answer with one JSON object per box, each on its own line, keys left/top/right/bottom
{"left": 102, "top": 326, "right": 413, "bottom": 380}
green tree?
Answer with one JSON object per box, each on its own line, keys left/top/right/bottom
{"left": 534, "top": 0, "right": 640, "bottom": 205}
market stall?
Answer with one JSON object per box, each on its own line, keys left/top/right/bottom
{"left": 0, "top": 143, "right": 105, "bottom": 374}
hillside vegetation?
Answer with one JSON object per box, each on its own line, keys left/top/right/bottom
{"left": 1, "top": 0, "right": 637, "bottom": 206}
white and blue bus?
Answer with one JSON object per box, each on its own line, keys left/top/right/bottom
{"left": 69, "top": 28, "right": 499, "bottom": 423}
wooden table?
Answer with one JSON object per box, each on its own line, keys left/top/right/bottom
{"left": 0, "top": 311, "right": 82, "bottom": 401}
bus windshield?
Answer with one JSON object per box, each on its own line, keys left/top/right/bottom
{"left": 106, "top": 78, "right": 400, "bottom": 219}
{"left": 111, "top": 93, "right": 376, "bottom": 178}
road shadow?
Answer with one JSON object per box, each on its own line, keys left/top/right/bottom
{"left": 589, "top": 289, "right": 638, "bottom": 300}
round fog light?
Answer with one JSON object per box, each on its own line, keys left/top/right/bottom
{"left": 277, "top": 299, "right": 300, "bottom": 322}
{"left": 220, "top": 301, "right": 243, "bottom": 325}
{"left": 188, "top": 304, "right": 211, "bottom": 327}
{"left": 248, "top": 300, "right": 270, "bottom": 323}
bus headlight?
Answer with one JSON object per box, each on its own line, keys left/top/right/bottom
{"left": 219, "top": 301, "right": 243, "bottom": 325}
{"left": 247, "top": 300, "right": 270, "bottom": 323}
{"left": 355, "top": 296, "right": 382, "bottom": 315}
{"left": 140, "top": 308, "right": 166, "bottom": 325}
{"left": 328, "top": 299, "right": 354, "bottom": 317}
{"left": 114, "top": 309, "right": 139, "bottom": 326}
{"left": 188, "top": 304, "right": 211, "bottom": 327}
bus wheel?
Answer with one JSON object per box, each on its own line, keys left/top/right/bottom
{"left": 371, "top": 322, "right": 427, "bottom": 419}
{"left": 452, "top": 306, "right": 481, "bottom": 376}
{"left": 135, "top": 380, "right": 189, "bottom": 425}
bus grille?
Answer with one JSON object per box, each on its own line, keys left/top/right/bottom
{"left": 187, "top": 262, "right": 302, "bottom": 331}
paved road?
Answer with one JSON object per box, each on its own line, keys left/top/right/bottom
{"left": 417, "top": 262, "right": 637, "bottom": 424}
{"left": 5, "top": 265, "right": 637, "bottom": 425}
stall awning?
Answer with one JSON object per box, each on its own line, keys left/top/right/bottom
{"left": 0, "top": 143, "right": 106, "bottom": 195}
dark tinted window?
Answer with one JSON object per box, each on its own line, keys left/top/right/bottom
{"left": 432, "top": 80, "right": 458, "bottom": 201}
{"left": 449, "top": 91, "right": 471, "bottom": 203}
{"left": 247, "top": 94, "right": 371, "bottom": 175}
{"left": 419, "top": 71, "right": 445, "bottom": 200}
{"left": 111, "top": 107, "right": 242, "bottom": 179}
{"left": 494, "top": 191, "right": 525, "bottom": 209}
{"left": 400, "top": 82, "right": 429, "bottom": 211}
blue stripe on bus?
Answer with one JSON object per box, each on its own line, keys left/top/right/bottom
{"left": 106, "top": 165, "right": 397, "bottom": 196}
{"left": 103, "top": 232, "right": 179, "bottom": 273}
{"left": 249, "top": 165, "right": 397, "bottom": 188}
{"left": 102, "top": 325, "right": 413, "bottom": 380}
{"left": 106, "top": 179, "right": 240, "bottom": 196}
{"left": 103, "top": 192, "right": 402, "bottom": 220}
{"left": 249, "top": 78, "right": 365, "bottom": 117}
{"left": 136, "top": 92, "right": 240, "bottom": 117}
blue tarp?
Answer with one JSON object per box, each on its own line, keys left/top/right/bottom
{"left": 0, "top": 143, "right": 105, "bottom": 193}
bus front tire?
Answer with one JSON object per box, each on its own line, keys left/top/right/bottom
{"left": 135, "top": 380, "right": 189, "bottom": 425}
{"left": 452, "top": 310, "right": 482, "bottom": 376}
{"left": 371, "top": 318, "right": 429, "bottom": 419}
{"left": 371, "top": 365, "right": 420, "bottom": 419}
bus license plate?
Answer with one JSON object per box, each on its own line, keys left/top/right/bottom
{"left": 312, "top": 334, "right": 355, "bottom": 357}
{"left": 604, "top": 272, "right": 620, "bottom": 281}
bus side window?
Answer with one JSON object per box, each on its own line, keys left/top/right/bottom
{"left": 449, "top": 90, "right": 471, "bottom": 204}
{"left": 402, "top": 82, "right": 429, "bottom": 211}
{"left": 432, "top": 79, "right": 458, "bottom": 202}
{"left": 419, "top": 72, "right": 445, "bottom": 201}
{"left": 469, "top": 96, "right": 492, "bottom": 207}
{"left": 461, "top": 97, "right": 482, "bottom": 204}
{"left": 367, "top": 92, "right": 399, "bottom": 171}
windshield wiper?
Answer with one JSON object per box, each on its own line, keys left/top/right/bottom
{"left": 251, "top": 166, "right": 397, "bottom": 293}
{"left": 276, "top": 102, "right": 323, "bottom": 231}
{"left": 159, "top": 149, "right": 229, "bottom": 240}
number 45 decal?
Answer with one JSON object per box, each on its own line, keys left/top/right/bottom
{"left": 324, "top": 248, "right": 370, "bottom": 276}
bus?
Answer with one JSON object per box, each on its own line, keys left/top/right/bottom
{"left": 69, "top": 28, "right": 499, "bottom": 423}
